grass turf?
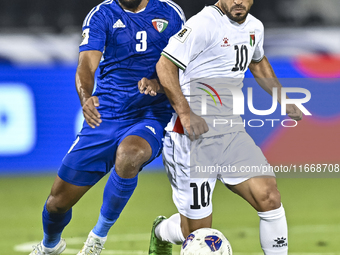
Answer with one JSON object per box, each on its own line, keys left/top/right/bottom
{"left": 1, "top": 172, "right": 340, "bottom": 254}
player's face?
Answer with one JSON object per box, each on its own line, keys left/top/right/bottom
{"left": 219, "top": 0, "right": 254, "bottom": 23}
{"left": 118, "top": 0, "right": 143, "bottom": 10}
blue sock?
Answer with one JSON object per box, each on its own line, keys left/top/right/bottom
{"left": 96, "top": 167, "right": 138, "bottom": 237}
{"left": 93, "top": 213, "right": 117, "bottom": 238}
{"left": 42, "top": 203, "right": 72, "bottom": 248}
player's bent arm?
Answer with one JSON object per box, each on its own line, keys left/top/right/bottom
{"left": 248, "top": 56, "right": 284, "bottom": 103}
{"left": 76, "top": 50, "right": 103, "bottom": 128}
{"left": 156, "top": 56, "right": 191, "bottom": 118}
{"left": 249, "top": 56, "right": 303, "bottom": 121}
{"left": 156, "top": 56, "right": 209, "bottom": 139}
{"left": 76, "top": 50, "right": 102, "bottom": 106}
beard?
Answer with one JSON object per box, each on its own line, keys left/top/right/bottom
{"left": 224, "top": 4, "right": 250, "bottom": 23}
{"left": 118, "top": 0, "right": 143, "bottom": 10}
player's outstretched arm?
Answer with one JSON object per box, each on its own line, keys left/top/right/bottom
{"left": 249, "top": 56, "right": 303, "bottom": 121}
{"left": 156, "top": 56, "right": 209, "bottom": 140}
{"left": 76, "top": 50, "right": 103, "bottom": 128}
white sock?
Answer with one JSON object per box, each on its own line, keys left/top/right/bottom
{"left": 258, "top": 204, "right": 288, "bottom": 255}
{"left": 155, "top": 213, "right": 185, "bottom": 245}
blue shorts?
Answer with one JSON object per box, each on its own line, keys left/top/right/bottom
{"left": 58, "top": 118, "right": 168, "bottom": 186}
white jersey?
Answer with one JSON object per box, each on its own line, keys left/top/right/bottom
{"left": 162, "top": 5, "right": 265, "bottom": 137}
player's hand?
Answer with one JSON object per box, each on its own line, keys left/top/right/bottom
{"left": 286, "top": 104, "right": 303, "bottom": 121}
{"left": 138, "top": 78, "right": 161, "bottom": 96}
{"left": 180, "top": 111, "right": 209, "bottom": 141}
{"left": 82, "top": 96, "right": 102, "bottom": 128}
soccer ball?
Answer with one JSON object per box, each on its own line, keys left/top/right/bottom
{"left": 180, "top": 228, "right": 232, "bottom": 255}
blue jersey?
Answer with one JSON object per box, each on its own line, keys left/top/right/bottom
{"left": 79, "top": 0, "right": 185, "bottom": 120}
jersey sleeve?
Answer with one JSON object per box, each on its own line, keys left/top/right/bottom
{"left": 161, "top": 15, "right": 212, "bottom": 70}
{"left": 252, "top": 22, "right": 265, "bottom": 62}
{"left": 79, "top": 7, "right": 108, "bottom": 53}
{"left": 169, "top": 4, "right": 186, "bottom": 37}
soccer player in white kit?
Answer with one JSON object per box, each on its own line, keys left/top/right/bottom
{"left": 146, "top": 0, "right": 303, "bottom": 254}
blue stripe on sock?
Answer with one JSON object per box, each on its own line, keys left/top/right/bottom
{"left": 93, "top": 213, "right": 117, "bottom": 238}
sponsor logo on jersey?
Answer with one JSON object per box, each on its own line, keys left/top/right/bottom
{"left": 250, "top": 31, "right": 255, "bottom": 46}
{"left": 146, "top": 126, "right": 156, "bottom": 135}
{"left": 221, "top": 37, "right": 230, "bottom": 47}
{"left": 113, "top": 19, "right": 126, "bottom": 28}
{"left": 80, "top": 28, "right": 90, "bottom": 46}
{"left": 152, "top": 19, "right": 168, "bottom": 33}
{"left": 175, "top": 26, "right": 192, "bottom": 43}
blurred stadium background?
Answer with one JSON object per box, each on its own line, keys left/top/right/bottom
{"left": 0, "top": 0, "right": 340, "bottom": 254}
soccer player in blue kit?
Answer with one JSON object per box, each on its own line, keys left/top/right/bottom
{"left": 29, "top": 0, "right": 185, "bottom": 254}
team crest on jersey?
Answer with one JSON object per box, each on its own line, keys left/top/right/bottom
{"left": 152, "top": 19, "right": 168, "bottom": 33}
{"left": 250, "top": 31, "right": 255, "bottom": 47}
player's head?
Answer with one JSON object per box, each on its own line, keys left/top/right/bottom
{"left": 118, "top": 0, "right": 143, "bottom": 10}
{"left": 218, "top": 0, "right": 254, "bottom": 24}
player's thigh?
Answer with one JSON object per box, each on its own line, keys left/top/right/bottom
{"left": 47, "top": 175, "right": 92, "bottom": 213}
{"left": 115, "top": 135, "right": 152, "bottom": 178}
{"left": 61, "top": 119, "right": 123, "bottom": 177}
{"left": 227, "top": 177, "right": 281, "bottom": 212}
{"left": 118, "top": 119, "right": 168, "bottom": 170}
{"left": 221, "top": 131, "right": 275, "bottom": 185}
{"left": 55, "top": 119, "right": 124, "bottom": 210}
{"left": 163, "top": 132, "right": 217, "bottom": 220}
{"left": 220, "top": 132, "right": 280, "bottom": 211}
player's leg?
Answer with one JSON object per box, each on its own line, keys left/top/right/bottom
{"left": 154, "top": 213, "right": 212, "bottom": 244}
{"left": 42, "top": 176, "right": 92, "bottom": 248}
{"left": 78, "top": 136, "right": 150, "bottom": 254}
{"left": 227, "top": 177, "right": 281, "bottom": 212}
{"left": 30, "top": 169, "right": 104, "bottom": 255}
{"left": 81, "top": 120, "right": 166, "bottom": 254}
{"left": 179, "top": 213, "right": 212, "bottom": 239}
{"left": 31, "top": 119, "right": 116, "bottom": 255}
{"left": 149, "top": 132, "right": 218, "bottom": 255}
{"left": 91, "top": 135, "right": 152, "bottom": 237}
{"left": 222, "top": 131, "right": 287, "bottom": 255}
{"left": 227, "top": 177, "right": 287, "bottom": 255}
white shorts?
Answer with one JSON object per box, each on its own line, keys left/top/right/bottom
{"left": 162, "top": 131, "right": 275, "bottom": 219}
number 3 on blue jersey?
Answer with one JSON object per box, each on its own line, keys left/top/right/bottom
{"left": 136, "top": 31, "right": 147, "bottom": 52}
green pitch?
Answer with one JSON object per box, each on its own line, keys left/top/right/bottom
{"left": 1, "top": 172, "right": 340, "bottom": 254}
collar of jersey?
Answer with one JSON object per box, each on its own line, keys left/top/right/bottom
{"left": 210, "top": 5, "right": 224, "bottom": 16}
{"left": 124, "top": 7, "right": 146, "bottom": 13}
{"left": 228, "top": 16, "right": 249, "bottom": 28}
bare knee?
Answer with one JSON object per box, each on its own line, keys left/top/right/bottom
{"left": 255, "top": 182, "right": 281, "bottom": 212}
{"left": 46, "top": 195, "right": 71, "bottom": 214}
{"left": 115, "top": 136, "right": 152, "bottom": 178}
